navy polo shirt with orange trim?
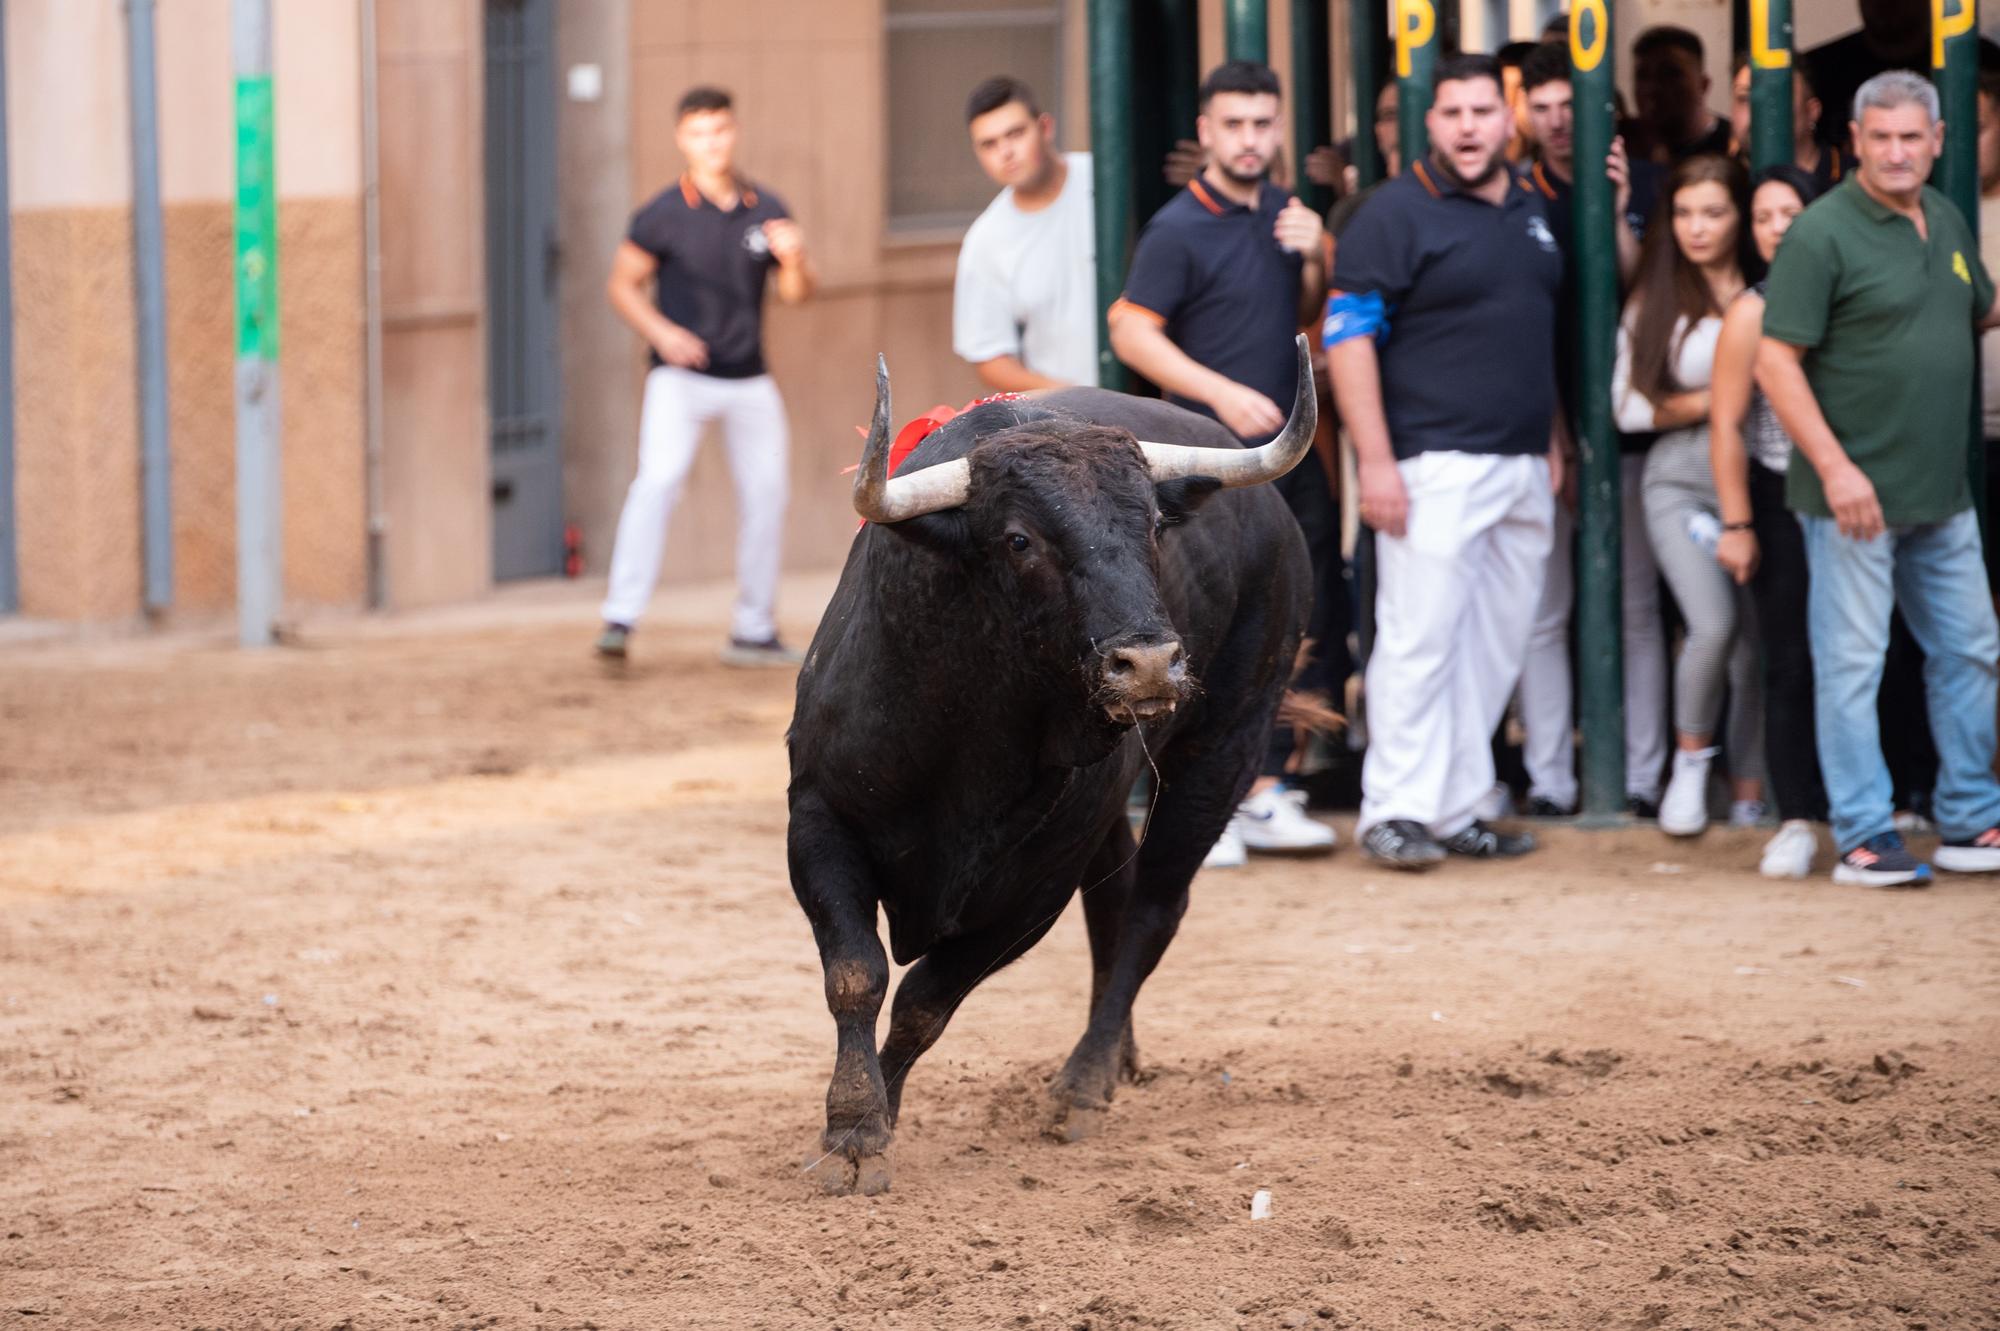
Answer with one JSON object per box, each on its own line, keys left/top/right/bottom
{"left": 1114, "top": 177, "right": 1304, "bottom": 441}
{"left": 628, "top": 173, "right": 790, "bottom": 378}
{"left": 1329, "top": 160, "right": 1563, "bottom": 460}
{"left": 1525, "top": 157, "right": 1660, "bottom": 266}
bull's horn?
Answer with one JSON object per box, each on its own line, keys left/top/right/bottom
{"left": 1136, "top": 333, "right": 1317, "bottom": 487}
{"left": 851, "top": 354, "right": 972, "bottom": 523}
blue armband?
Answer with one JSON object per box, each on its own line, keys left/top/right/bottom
{"left": 1322, "top": 290, "right": 1389, "bottom": 348}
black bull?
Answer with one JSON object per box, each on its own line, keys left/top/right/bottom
{"left": 786, "top": 346, "right": 1316, "bottom": 1194}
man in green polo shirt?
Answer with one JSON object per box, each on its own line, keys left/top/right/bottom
{"left": 1760, "top": 69, "right": 2000, "bottom": 888}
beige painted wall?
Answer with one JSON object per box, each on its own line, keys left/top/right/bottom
{"left": 154, "top": 0, "right": 364, "bottom": 204}
{"left": 375, "top": 0, "right": 491, "bottom": 609}
{"left": 4, "top": 0, "right": 367, "bottom": 622}
{"left": 4, "top": 0, "right": 365, "bottom": 207}
{"left": 6, "top": 2, "right": 132, "bottom": 211}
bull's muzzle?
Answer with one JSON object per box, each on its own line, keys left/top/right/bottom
{"left": 1099, "top": 638, "right": 1189, "bottom": 722}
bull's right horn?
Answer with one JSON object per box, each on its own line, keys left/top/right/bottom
{"left": 851, "top": 354, "right": 972, "bottom": 523}
{"left": 1135, "top": 333, "right": 1317, "bottom": 487}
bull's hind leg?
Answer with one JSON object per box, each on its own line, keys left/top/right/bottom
{"left": 1050, "top": 728, "right": 1267, "bottom": 1140}
{"left": 790, "top": 793, "right": 893, "bottom": 1195}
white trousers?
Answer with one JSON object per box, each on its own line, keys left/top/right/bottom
{"left": 1517, "top": 454, "right": 1670, "bottom": 806}
{"left": 601, "top": 365, "right": 790, "bottom": 641}
{"left": 1361, "top": 452, "right": 1555, "bottom": 838}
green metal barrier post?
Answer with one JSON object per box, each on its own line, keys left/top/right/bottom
{"left": 1395, "top": 0, "right": 1436, "bottom": 165}
{"left": 1291, "top": 0, "right": 1332, "bottom": 214}
{"left": 1748, "top": 0, "right": 1793, "bottom": 171}
{"left": 1571, "top": 0, "right": 1625, "bottom": 818}
{"left": 1225, "top": 0, "right": 1268, "bottom": 64}
{"left": 1089, "top": 0, "right": 1134, "bottom": 391}
{"left": 1351, "top": 0, "right": 1386, "bottom": 186}
{"left": 1934, "top": 0, "right": 1984, "bottom": 547}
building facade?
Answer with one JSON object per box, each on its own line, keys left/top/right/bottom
{"left": 4, "top": 0, "right": 1872, "bottom": 626}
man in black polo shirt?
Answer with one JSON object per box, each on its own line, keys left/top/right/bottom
{"left": 597, "top": 86, "right": 816, "bottom": 666}
{"left": 1327, "top": 53, "right": 1565, "bottom": 870}
{"left": 1109, "top": 60, "right": 1336, "bottom": 865}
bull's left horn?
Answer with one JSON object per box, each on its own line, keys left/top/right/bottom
{"left": 851, "top": 354, "right": 972, "bottom": 523}
{"left": 1137, "top": 333, "right": 1317, "bottom": 487}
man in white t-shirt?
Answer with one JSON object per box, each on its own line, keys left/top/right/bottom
{"left": 954, "top": 76, "right": 1098, "bottom": 390}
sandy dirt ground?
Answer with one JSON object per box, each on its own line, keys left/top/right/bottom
{"left": 3, "top": 575, "right": 1997, "bottom": 1330}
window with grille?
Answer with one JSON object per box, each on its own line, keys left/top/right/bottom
{"left": 884, "top": 1, "right": 1065, "bottom": 232}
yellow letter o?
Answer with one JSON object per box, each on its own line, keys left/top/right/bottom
{"left": 1571, "top": 0, "right": 1608, "bottom": 74}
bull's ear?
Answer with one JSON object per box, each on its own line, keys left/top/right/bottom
{"left": 1155, "top": 475, "right": 1224, "bottom": 527}
{"left": 879, "top": 509, "right": 972, "bottom": 556}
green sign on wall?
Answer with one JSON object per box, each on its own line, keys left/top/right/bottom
{"left": 234, "top": 74, "right": 279, "bottom": 361}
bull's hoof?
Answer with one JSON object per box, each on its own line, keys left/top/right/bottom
{"left": 1049, "top": 1102, "right": 1108, "bottom": 1143}
{"left": 1044, "top": 1070, "right": 1114, "bottom": 1142}
{"left": 805, "top": 1148, "right": 893, "bottom": 1196}
{"left": 806, "top": 1152, "right": 859, "bottom": 1195}
{"left": 853, "top": 1153, "right": 893, "bottom": 1195}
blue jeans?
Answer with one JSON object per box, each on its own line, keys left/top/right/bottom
{"left": 1801, "top": 508, "right": 2000, "bottom": 852}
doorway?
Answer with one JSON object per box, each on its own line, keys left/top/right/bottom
{"left": 483, "top": 0, "right": 563, "bottom": 580}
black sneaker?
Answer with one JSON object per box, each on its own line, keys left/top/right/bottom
{"left": 1833, "top": 832, "right": 1933, "bottom": 889}
{"left": 1524, "top": 796, "right": 1575, "bottom": 818}
{"left": 1360, "top": 819, "right": 1446, "bottom": 871}
{"left": 720, "top": 636, "right": 805, "bottom": 668}
{"left": 595, "top": 623, "right": 631, "bottom": 660}
{"left": 1934, "top": 826, "right": 2000, "bottom": 874}
{"left": 1440, "top": 820, "right": 1537, "bottom": 858}
{"left": 1626, "top": 794, "right": 1660, "bottom": 820}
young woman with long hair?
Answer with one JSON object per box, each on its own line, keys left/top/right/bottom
{"left": 1709, "top": 164, "right": 1826, "bottom": 877}
{"left": 1613, "top": 153, "right": 1764, "bottom": 838}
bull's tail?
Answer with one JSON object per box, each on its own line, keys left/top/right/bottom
{"left": 1278, "top": 636, "right": 1346, "bottom": 735}
{"left": 1277, "top": 687, "right": 1345, "bottom": 734}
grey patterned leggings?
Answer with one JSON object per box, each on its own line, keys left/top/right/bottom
{"left": 1641, "top": 429, "right": 1766, "bottom": 784}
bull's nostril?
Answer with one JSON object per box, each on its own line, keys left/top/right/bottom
{"left": 1108, "top": 655, "right": 1134, "bottom": 674}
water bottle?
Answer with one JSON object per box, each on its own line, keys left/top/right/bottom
{"left": 1686, "top": 510, "right": 1722, "bottom": 555}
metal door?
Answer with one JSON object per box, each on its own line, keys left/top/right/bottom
{"left": 484, "top": 0, "right": 563, "bottom": 580}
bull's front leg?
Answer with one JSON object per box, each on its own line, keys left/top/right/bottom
{"left": 789, "top": 792, "right": 893, "bottom": 1195}
{"left": 1051, "top": 760, "right": 1248, "bottom": 1141}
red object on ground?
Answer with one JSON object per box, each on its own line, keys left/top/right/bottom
{"left": 563, "top": 523, "right": 583, "bottom": 578}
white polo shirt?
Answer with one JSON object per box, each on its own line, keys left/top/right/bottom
{"left": 952, "top": 152, "right": 1099, "bottom": 386}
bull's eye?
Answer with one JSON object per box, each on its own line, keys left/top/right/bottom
{"left": 1006, "top": 532, "right": 1031, "bottom": 554}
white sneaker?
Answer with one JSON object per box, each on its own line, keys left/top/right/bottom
{"left": 1892, "top": 808, "right": 1936, "bottom": 837}
{"left": 1759, "top": 819, "right": 1817, "bottom": 879}
{"left": 1934, "top": 826, "right": 2000, "bottom": 873}
{"left": 1202, "top": 824, "right": 1247, "bottom": 869}
{"left": 1729, "top": 799, "right": 1768, "bottom": 828}
{"left": 1659, "top": 747, "right": 1716, "bottom": 837}
{"left": 1474, "top": 782, "right": 1513, "bottom": 822}
{"left": 1232, "top": 786, "right": 1336, "bottom": 856}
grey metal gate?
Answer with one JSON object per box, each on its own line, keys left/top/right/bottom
{"left": 483, "top": 0, "right": 563, "bottom": 580}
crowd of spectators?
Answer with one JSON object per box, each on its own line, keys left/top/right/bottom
{"left": 939, "top": 6, "right": 2000, "bottom": 889}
